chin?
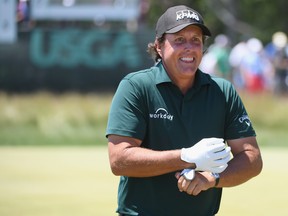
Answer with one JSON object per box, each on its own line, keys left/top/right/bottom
{"left": 181, "top": 68, "right": 197, "bottom": 75}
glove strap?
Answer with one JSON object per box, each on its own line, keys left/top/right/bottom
{"left": 211, "top": 172, "right": 220, "bottom": 187}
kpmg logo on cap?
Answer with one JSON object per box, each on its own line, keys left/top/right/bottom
{"left": 176, "top": 10, "right": 200, "bottom": 21}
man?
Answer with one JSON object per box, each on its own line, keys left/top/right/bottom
{"left": 106, "top": 5, "right": 262, "bottom": 216}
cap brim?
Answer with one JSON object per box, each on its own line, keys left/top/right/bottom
{"left": 166, "top": 23, "right": 211, "bottom": 36}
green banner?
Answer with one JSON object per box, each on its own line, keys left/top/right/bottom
{"left": 0, "top": 27, "right": 154, "bottom": 92}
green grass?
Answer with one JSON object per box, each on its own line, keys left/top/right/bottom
{"left": 0, "top": 146, "right": 287, "bottom": 216}
{"left": 0, "top": 91, "right": 288, "bottom": 147}
{"left": 0, "top": 146, "right": 118, "bottom": 216}
{"left": 0, "top": 92, "right": 112, "bottom": 146}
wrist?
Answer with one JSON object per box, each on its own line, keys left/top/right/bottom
{"left": 180, "top": 148, "right": 196, "bottom": 169}
{"left": 210, "top": 172, "right": 220, "bottom": 187}
{"left": 180, "top": 148, "right": 190, "bottom": 162}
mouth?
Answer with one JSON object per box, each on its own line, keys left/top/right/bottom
{"left": 180, "top": 57, "right": 195, "bottom": 63}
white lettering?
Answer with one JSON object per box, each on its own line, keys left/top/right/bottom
{"left": 239, "top": 115, "right": 250, "bottom": 123}
{"left": 239, "top": 115, "right": 251, "bottom": 127}
{"left": 176, "top": 10, "right": 199, "bottom": 21}
{"left": 149, "top": 108, "right": 174, "bottom": 121}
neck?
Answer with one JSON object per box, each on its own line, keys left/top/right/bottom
{"left": 175, "top": 79, "right": 194, "bottom": 94}
{"left": 167, "top": 72, "right": 196, "bottom": 95}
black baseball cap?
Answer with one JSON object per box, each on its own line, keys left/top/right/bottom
{"left": 156, "top": 5, "right": 211, "bottom": 38}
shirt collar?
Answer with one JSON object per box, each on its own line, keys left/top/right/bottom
{"left": 154, "top": 61, "right": 172, "bottom": 85}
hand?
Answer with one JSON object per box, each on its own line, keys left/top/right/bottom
{"left": 175, "top": 171, "right": 215, "bottom": 196}
{"left": 181, "top": 138, "right": 232, "bottom": 173}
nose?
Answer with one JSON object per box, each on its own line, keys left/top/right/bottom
{"left": 184, "top": 41, "right": 193, "bottom": 50}
{"left": 184, "top": 42, "right": 197, "bottom": 53}
{"left": 184, "top": 40, "right": 203, "bottom": 52}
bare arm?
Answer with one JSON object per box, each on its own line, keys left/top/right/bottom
{"left": 217, "top": 136, "right": 263, "bottom": 187}
{"left": 108, "top": 134, "right": 195, "bottom": 177}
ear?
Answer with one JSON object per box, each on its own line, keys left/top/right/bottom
{"left": 155, "top": 40, "right": 163, "bottom": 58}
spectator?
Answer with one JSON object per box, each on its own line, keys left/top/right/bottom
{"left": 265, "top": 31, "right": 288, "bottom": 94}
{"left": 200, "top": 34, "right": 232, "bottom": 81}
{"left": 240, "top": 38, "right": 274, "bottom": 92}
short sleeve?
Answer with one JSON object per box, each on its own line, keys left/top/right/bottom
{"left": 106, "top": 78, "right": 147, "bottom": 140}
{"left": 224, "top": 83, "right": 256, "bottom": 139}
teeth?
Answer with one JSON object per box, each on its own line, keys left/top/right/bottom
{"left": 181, "top": 57, "right": 194, "bottom": 61}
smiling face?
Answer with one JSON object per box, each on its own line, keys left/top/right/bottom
{"left": 156, "top": 25, "right": 204, "bottom": 90}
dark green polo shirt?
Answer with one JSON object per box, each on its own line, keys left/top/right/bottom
{"left": 106, "top": 62, "right": 256, "bottom": 216}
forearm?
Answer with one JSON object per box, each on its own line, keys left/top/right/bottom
{"left": 108, "top": 135, "right": 232, "bottom": 177}
{"left": 216, "top": 149, "right": 263, "bottom": 187}
{"left": 109, "top": 144, "right": 195, "bottom": 177}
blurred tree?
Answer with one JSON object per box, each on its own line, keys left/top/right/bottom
{"left": 238, "top": 0, "right": 288, "bottom": 43}
{"left": 146, "top": 0, "right": 288, "bottom": 45}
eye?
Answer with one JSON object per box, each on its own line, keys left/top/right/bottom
{"left": 174, "top": 37, "right": 185, "bottom": 44}
{"left": 192, "top": 36, "right": 202, "bottom": 43}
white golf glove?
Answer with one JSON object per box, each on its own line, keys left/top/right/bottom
{"left": 181, "top": 138, "right": 232, "bottom": 173}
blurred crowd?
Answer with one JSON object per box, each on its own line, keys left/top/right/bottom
{"left": 200, "top": 32, "right": 288, "bottom": 94}
{"left": 16, "top": 1, "right": 288, "bottom": 94}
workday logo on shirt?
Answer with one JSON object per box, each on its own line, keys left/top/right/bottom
{"left": 149, "top": 108, "right": 174, "bottom": 121}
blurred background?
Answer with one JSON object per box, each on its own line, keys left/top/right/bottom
{"left": 0, "top": 0, "right": 288, "bottom": 215}
{"left": 1, "top": 0, "right": 288, "bottom": 93}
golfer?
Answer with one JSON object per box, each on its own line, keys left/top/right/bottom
{"left": 106, "top": 5, "right": 262, "bottom": 216}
